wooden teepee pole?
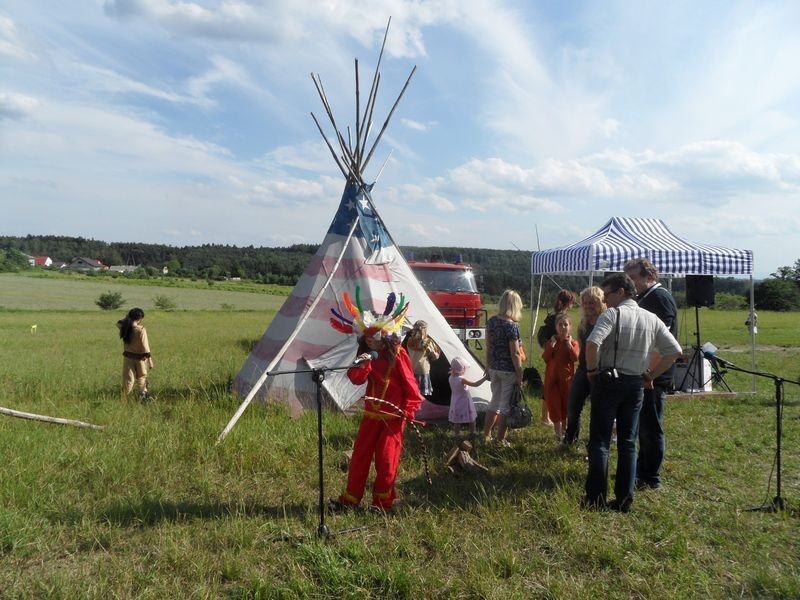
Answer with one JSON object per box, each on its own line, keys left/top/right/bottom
{"left": 358, "top": 18, "right": 391, "bottom": 161}
{"left": 0, "top": 406, "right": 104, "bottom": 430}
{"left": 362, "top": 66, "right": 416, "bottom": 172}
{"left": 216, "top": 216, "right": 362, "bottom": 445}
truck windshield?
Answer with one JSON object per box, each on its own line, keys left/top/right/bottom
{"left": 412, "top": 268, "right": 478, "bottom": 293}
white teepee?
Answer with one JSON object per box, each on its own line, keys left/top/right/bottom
{"left": 218, "top": 22, "right": 491, "bottom": 443}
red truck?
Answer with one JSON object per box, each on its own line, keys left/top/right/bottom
{"left": 408, "top": 256, "right": 486, "bottom": 346}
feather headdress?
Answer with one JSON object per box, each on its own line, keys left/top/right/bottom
{"left": 330, "top": 286, "right": 409, "bottom": 339}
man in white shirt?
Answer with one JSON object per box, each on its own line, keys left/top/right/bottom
{"left": 583, "top": 273, "right": 682, "bottom": 512}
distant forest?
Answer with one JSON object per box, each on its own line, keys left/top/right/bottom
{"left": 1, "top": 234, "right": 753, "bottom": 306}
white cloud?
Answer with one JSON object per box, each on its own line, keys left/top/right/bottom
{"left": 401, "top": 118, "right": 428, "bottom": 132}
{"left": 76, "top": 63, "right": 196, "bottom": 104}
{"left": 186, "top": 55, "right": 257, "bottom": 107}
{"left": 598, "top": 118, "right": 620, "bottom": 138}
{"left": 260, "top": 141, "right": 337, "bottom": 175}
{"left": 0, "top": 91, "right": 39, "bottom": 119}
{"left": 101, "top": 0, "right": 460, "bottom": 58}
{"left": 0, "top": 15, "right": 37, "bottom": 61}
{"left": 406, "top": 222, "right": 451, "bottom": 240}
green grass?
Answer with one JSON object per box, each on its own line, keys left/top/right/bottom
{"left": 0, "top": 279, "right": 798, "bottom": 598}
{"left": 0, "top": 272, "right": 291, "bottom": 311}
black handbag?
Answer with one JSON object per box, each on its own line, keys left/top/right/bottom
{"left": 505, "top": 384, "right": 532, "bottom": 429}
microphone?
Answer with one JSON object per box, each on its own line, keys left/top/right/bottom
{"left": 351, "top": 350, "right": 378, "bottom": 367}
{"left": 701, "top": 342, "right": 735, "bottom": 368}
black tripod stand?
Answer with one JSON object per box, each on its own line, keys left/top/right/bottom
{"left": 707, "top": 355, "right": 799, "bottom": 512}
{"left": 680, "top": 306, "right": 732, "bottom": 392}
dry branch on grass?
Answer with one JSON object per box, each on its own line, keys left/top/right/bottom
{"left": 0, "top": 406, "right": 104, "bottom": 430}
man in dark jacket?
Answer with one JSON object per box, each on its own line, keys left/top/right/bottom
{"left": 624, "top": 258, "right": 679, "bottom": 491}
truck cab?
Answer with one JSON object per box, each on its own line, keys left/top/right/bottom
{"left": 408, "top": 256, "right": 486, "bottom": 345}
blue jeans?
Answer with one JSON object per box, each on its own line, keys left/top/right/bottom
{"left": 585, "top": 375, "right": 644, "bottom": 506}
{"left": 636, "top": 385, "right": 667, "bottom": 487}
{"left": 564, "top": 368, "right": 591, "bottom": 445}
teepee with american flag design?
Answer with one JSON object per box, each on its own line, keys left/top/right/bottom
{"left": 218, "top": 20, "right": 491, "bottom": 443}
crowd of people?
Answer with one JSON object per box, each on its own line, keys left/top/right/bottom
{"left": 121, "top": 258, "right": 682, "bottom": 515}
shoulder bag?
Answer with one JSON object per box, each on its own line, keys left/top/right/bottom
{"left": 505, "top": 384, "right": 533, "bottom": 429}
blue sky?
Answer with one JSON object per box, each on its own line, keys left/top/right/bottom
{"left": 2, "top": 1, "right": 799, "bottom": 277}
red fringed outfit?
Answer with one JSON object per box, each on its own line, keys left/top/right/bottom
{"left": 542, "top": 338, "right": 580, "bottom": 423}
{"left": 338, "top": 345, "right": 423, "bottom": 510}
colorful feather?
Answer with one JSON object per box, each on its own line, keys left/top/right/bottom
{"left": 383, "top": 292, "right": 396, "bottom": 315}
{"left": 330, "top": 308, "right": 353, "bottom": 325}
{"left": 329, "top": 318, "right": 353, "bottom": 334}
{"left": 393, "top": 293, "right": 406, "bottom": 316}
{"left": 355, "top": 285, "right": 364, "bottom": 313}
{"left": 342, "top": 292, "right": 359, "bottom": 318}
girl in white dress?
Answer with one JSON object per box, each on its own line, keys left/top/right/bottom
{"left": 448, "top": 357, "right": 487, "bottom": 436}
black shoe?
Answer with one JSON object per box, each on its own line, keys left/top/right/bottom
{"left": 608, "top": 497, "right": 633, "bottom": 513}
{"left": 327, "top": 499, "right": 359, "bottom": 513}
{"left": 635, "top": 479, "right": 661, "bottom": 491}
{"left": 580, "top": 496, "right": 606, "bottom": 510}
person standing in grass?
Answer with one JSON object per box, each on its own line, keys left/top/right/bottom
{"left": 537, "top": 289, "right": 577, "bottom": 425}
{"left": 117, "top": 307, "right": 154, "bottom": 399}
{"left": 328, "top": 289, "right": 423, "bottom": 512}
{"left": 561, "top": 286, "right": 606, "bottom": 449}
{"left": 404, "top": 320, "right": 441, "bottom": 401}
{"left": 624, "top": 258, "right": 678, "bottom": 491}
{"left": 542, "top": 313, "right": 580, "bottom": 444}
{"left": 583, "top": 274, "right": 682, "bottom": 512}
{"left": 448, "top": 356, "right": 487, "bottom": 437}
{"left": 483, "top": 289, "right": 524, "bottom": 447}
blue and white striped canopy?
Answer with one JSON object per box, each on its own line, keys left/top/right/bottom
{"left": 531, "top": 217, "right": 753, "bottom": 276}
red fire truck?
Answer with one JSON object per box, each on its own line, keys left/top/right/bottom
{"left": 408, "top": 256, "right": 486, "bottom": 346}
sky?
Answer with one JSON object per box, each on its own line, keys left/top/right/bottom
{"left": 2, "top": 1, "right": 799, "bottom": 278}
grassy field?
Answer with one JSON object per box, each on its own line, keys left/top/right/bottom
{"left": 0, "top": 272, "right": 290, "bottom": 312}
{"left": 0, "top": 277, "right": 798, "bottom": 598}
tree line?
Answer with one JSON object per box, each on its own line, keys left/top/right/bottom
{"left": 4, "top": 234, "right": 795, "bottom": 310}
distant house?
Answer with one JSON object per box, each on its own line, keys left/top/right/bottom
{"left": 33, "top": 256, "right": 53, "bottom": 267}
{"left": 66, "top": 257, "right": 108, "bottom": 271}
{"left": 109, "top": 265, "right": 138, "bottom": 273}
{"left": 23, "top": 253, "right": 36, "bottom": 267}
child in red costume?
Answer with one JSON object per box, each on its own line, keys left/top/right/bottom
{"left": 328, "top": 288, "right": 423, "bottom": 511}
{"left": 338, "top": 335, "right": 423, "bottom": 510}
{"left": 542, "top": 313, "right": 580, "bottom": 444}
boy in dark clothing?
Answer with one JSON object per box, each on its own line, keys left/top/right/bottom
{"left": 624, "top": 259, "right": 679, "bottom": 490}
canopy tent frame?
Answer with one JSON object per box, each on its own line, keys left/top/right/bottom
{"left": 530, "top": 217, "right": 757, "bottom": 393}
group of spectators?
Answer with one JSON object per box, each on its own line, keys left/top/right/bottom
{"left": 482, "top": 258, "right": 682, "bottom": 512}
{"left": 118, "top": 259, "right": 682, "bottom": 515}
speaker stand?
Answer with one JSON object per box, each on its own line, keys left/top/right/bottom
{"left": 679, "top": 306, "right": 731, "bottom": 393}
{"left": 679, "top": 306, "right": 704, "bottom": 392}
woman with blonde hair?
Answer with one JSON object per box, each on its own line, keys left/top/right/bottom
{"left": 561, "top": 286, "right": 606, "bottom": 448}
{"left": 483, "top": 289, "right": 524, "bottom": 446}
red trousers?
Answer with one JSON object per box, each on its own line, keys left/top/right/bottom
{"left": 544, "top": 377, "right": 570, "bottom": 423}
{"left": 339, "top": 413, "right": 405, "bottom": 509}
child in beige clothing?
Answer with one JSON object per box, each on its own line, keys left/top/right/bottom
{"left": 118, "top": 307, "right": 155, "bottom": 399}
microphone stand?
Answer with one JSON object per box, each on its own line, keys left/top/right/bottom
{"left": 267, "top": 363, "right": 369, "bottom": 538}
{"left": 707, "top": 356, "right": 799, "bottom": 512}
